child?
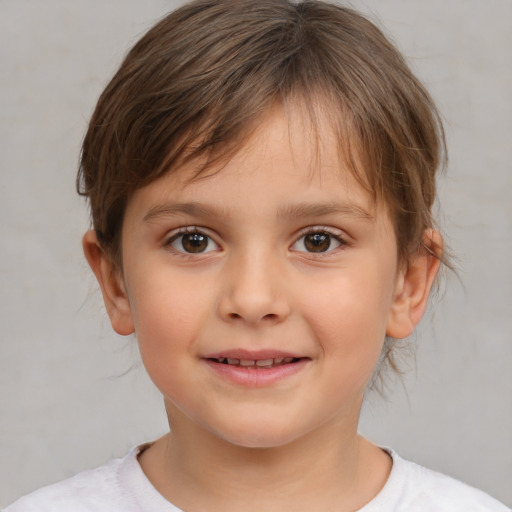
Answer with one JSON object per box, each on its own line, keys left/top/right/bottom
{"left": 5, "top": 0, "right": 509, "bottom": 510}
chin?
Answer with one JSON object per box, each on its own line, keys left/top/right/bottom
{"left": 212, "top": 418, "right": 309, "bottom": 450}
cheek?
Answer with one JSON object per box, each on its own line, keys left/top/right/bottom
{"left": 299, "top": 270, "right": 392, "bottom": 381}
{"left": 128, "top": 262, "right": 211, "bottom": 334}
{"left": 125, "top": 269, "right": 212, "bottom": 389}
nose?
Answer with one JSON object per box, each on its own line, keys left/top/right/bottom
{"left": 217, "top": 250, "right": 291, "bottom": 325}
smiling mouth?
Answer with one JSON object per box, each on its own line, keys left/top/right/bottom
{"left": 208, "top": 357, "right": 304, "bottom": 369}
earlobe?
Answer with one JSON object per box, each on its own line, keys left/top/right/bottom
{"left": 82, "top": 230, "right": 135, "bottom": 336}
{"left": 386, "top": 229, "right": 442, "bottom": 339}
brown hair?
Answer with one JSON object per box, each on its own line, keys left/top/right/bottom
{"left": 78, "top": 0, "right": 448, "bottom": 389}
{"left": 78, "top": 0, "right": 446, "bottom": 269}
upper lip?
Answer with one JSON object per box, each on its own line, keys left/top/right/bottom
{"left": 203, "top": 349, "right": 307, "bottom": 360}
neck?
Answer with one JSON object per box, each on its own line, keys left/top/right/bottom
{"left": 138, "top": 405, "right": 391, "bottom": 512}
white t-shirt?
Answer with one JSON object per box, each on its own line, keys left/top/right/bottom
{"left": 4, "top": 445, "right": 510, "bottom": 511}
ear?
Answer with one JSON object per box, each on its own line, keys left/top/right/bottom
{"left": 386, "top": 229, "right": 442, "bottom": 339}
{"left": 82, "top": 230, "right": 135, "bottom": 336}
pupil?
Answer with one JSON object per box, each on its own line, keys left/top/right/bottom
{"left": 183, "top": 233, "right": 208, "bottom": 253}
{"left": 305, "top": 233, "right": 330, "bottom": 252}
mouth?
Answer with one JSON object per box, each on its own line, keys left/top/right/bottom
{"left": 207, "top": 357, "right": 303, "bottom": 369}
{"left": 203, "top": 351, "right": 310, "bottom": 386}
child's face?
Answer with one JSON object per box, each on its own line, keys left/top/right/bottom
{"left": 91, "top": 104, "right": 430, "bottom": 448}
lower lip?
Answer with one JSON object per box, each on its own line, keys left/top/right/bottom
{"left": 203, "top": 359, "right": 309, "bottom": 387}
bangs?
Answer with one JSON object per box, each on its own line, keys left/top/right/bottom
{"left": 78, "top": 0, "right": 445, "bottom": 266}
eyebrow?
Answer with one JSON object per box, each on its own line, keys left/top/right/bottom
{"left": 143, "top": 200, "right": 374, "bottom": 223}
{"left": 143, "top": 202, "right": 227, "bottom": 222}
{"left": 276, "top": 201, "right": 374, "bottom": 221}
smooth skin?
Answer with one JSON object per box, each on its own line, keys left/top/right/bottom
{"left": 84, "top": 103, "right": 441, "bottom": 512}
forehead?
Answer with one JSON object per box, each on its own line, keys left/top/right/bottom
{"left": 206, "top": 101, "right": 365, "bottom": 187}
{"left": 125, "top": 103, "right": 383, "bottom": 225}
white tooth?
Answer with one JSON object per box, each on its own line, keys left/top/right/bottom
{"left": 256, "top": 359, "right": 274, "bottom": 367}
{"left": 227, "top": 358, "right": 240, "bottom": 365}
{"left": 274, "top": 358, "right": 284, "bottom": 364}
{"left": 258, "top": 365, "right": 273, "bottom": 369}
{"left": 239, "top": 359, "right": 256, "bottom": 366}
{"left": 283, "top": 357, "right": 294, "bottom": 364}
{"left": 217, "top": 358, "right": 226, "bottom": 363}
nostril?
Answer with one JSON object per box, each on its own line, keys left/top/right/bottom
{"left": 227, "top": 312, "right": 279, "bottom": 322}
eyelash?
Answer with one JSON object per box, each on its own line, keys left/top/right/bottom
{"left": 292, "top": 226, "right": 348, "bottom": 255}
{"left": 164, "top": 227, "right": 220, "bottom": 256}
{"left": 163, "top": 226, "right": 348, "bottom": 256}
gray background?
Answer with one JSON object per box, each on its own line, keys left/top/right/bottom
{"left": 1, "top": 0, "right": 511, "bottom": 507}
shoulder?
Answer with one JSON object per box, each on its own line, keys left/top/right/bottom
{"left": 3, "top": 448, "right": 140, "bottom": 512}
{"left": 376, "top": 450, "right": 510, "bottom": 512}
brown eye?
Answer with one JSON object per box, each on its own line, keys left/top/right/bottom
{"left": 304, "top": 233, "right": 332, "bottom": 252}
{"left": 170, "top": 231, "right": 218, "bottom": 254}
{"left": 182, "top": 233, "right": 208, "bottom": 253}
{"left": 292, "top": 231, "right": 343, "bottom": 253}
